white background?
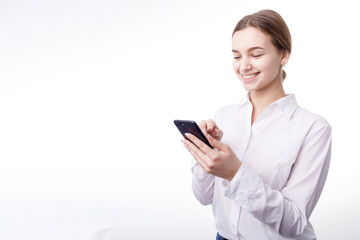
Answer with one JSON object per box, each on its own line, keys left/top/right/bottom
{"left": 1, "top": 0, "right": 359, "bottom": 239}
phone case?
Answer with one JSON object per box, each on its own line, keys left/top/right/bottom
{"left": 174, "top": 120, "right": 213, "bottom": 149}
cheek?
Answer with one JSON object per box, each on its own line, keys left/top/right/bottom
{"left": 258, "top": 58, "right": 281, "bottom": 77}
{"left": 233, "top": 61, "right": 240, "bottom": 72}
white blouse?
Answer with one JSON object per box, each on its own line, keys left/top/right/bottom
{"left": 191, "top": 94, "right": 331, "bottom": 240}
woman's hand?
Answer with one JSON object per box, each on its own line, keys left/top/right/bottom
{"left": 182, "top": 132, "right": 242, "bottom": 181}
{"left": 199, "top": 119, "right": 223, "bottom": 141}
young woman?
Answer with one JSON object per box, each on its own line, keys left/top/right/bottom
{"left": 182, "top": 10, "right": 331, "bottom": 240}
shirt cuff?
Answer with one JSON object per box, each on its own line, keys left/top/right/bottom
{"left": 191, "top": 159, "right": 212, "bottom": 181}
{"left": 224, "top": 165, "right": 261, "bottom": 210}
{"left": 221, "top": 163, "right": 247, "bottom": 187}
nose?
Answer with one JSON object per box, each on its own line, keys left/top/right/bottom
{"left": 239, "top": 57, "right": 251, "bottom": 73}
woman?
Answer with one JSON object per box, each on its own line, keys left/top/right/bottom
{"left": 182, "top": 9, "right": 331, "bottom": 240}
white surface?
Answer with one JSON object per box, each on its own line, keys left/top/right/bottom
{"left": 0, "top": 0, "right": 359, "bottom": 239}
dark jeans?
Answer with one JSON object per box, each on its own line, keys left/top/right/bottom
{"left": 216, "top": 233, "right": 229, "bottom": 240}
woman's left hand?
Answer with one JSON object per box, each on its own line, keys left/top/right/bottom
{"left": 182, "top": 133, "right": 242, "bottom": 181}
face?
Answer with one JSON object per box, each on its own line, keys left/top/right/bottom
{"left": 232, "top": 27, "right": 289, "bottom": 93}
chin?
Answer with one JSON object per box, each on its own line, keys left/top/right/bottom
{"left": 242, "top": 83, "right": 258, "bottom": 92}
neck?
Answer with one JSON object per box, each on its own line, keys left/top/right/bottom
{"left": 250, "top": 87, "right": 286, "bottom": 110}
{"left": 249, "top": 79, "right": 286, "bottom": 124}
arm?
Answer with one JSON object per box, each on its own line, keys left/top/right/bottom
{"left": 191, "top": 159, "right": 215, "bottom": 205}
{"left": 188, "top": 119, "right": 223, "bottom": 205}
{"left": 184, "top": 119, "right": 331, "bottom": 237}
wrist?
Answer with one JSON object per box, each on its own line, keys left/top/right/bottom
{"left": 227, "top": 160, "right": 242, "bottom": 182}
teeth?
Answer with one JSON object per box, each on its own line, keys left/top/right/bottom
{"left": 243, "top": 74, "right": 256, "bottom": 79}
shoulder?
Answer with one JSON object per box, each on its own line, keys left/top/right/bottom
{"left": 293, "top": 106, "right": 331, "bottom": 128}
{"left": 214, "top": 96, "right": 250, "bottom": 119}
{"left": 215, "top": 103, "right": 241, "bottom": 116}
{"left": 214, "top": 101, "right": 248, "bottom": 123}
{"left": 292, "top": 106, "right": 332, "bottom": 141}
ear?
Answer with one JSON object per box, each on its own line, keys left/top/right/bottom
{"left": 280, "top": 51, "right": 290, "bottom": 66}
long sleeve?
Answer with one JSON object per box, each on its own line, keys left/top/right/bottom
{"left": 224, "top": 121, "right": 332, "bottom": 237}
{"left": 191, "top": 112, "right": 223, "bottom": 206}
{"left": 191, "top": 159, "right": 215, "bottom": 205}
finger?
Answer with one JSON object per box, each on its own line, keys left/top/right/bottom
{"left": 212, "top": 128, "right": 223, "bottom": 138}
{"left": 199, "top": 120, "right": 208, "bottom": 136}
{"left": 185, "top": 133, "right": 213, "bottom": 155}
{"left": 206, "top": 119, "right": 216, "bottom": 132}
{"left": 182, "top": 138, "right": 209, "bottom": 167}
{"left": 207, "top": 119, "right": 219, "bottom": 134}
{"left": 206, "top": 120, "right": 223, "bottom": 140}
{"left": 188, "top": 148, "right": 210, "bottom": 172}
{"left": 186, "top": 143, "right": 213, "bottom": 173}
{"left": 207, "top": 134, "right": 226, "bottom": 151}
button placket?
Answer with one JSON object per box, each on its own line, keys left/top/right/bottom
{"left": 229, "top": 202, "right": 241, "bottom": 237}
{"left": 240, "top": 111, "right": 252, "bottom": 162}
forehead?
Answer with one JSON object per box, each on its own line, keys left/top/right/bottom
{"left": 232, "top": 27, "right": 274, "bottom": 51}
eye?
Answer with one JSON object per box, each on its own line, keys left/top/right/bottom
{"left": 233, "top": 56, "right": 241, "bottom": 60}
{"left": 252, "top": 54, "right": 263, "bottom": 58}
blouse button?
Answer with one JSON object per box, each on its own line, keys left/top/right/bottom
{"left": 222, "top": 179, "right": 229, "bottom": 187}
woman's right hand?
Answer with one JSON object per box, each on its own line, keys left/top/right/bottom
{"left": 199, "top": 119, "right": 223, "bottom": 141}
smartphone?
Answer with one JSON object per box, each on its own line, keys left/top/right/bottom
{"left": 174, "top": 120, "right": 213, "bottom": 149}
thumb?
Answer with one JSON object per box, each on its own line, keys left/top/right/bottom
{"left": 213, "top": 128, "right": 223, "bottom": 139}
{"left": 207, "top": 134, "right": 226, "bottom": 150}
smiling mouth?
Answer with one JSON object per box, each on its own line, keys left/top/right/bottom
{"left": 241, "top": 72, "right": 260, "bottom": 81}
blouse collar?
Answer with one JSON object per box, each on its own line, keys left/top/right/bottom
{"left": 240, "top": 93, "right": 298, "bottom": 119}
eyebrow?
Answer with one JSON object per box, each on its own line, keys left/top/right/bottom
{"left": 232, "top": 46, "right": 265, "bottom": 53}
